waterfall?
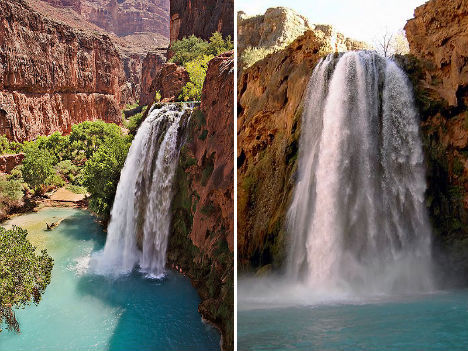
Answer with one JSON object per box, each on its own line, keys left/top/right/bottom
{"left": 92, "top": 104, "right": 187, "bottom": 278}
{"left": 287, "top": 51, "right": 434, "bottom": 295}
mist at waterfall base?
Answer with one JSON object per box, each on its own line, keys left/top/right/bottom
{"left": 91, "top": 104, "right": 186, "bottom": 278}
{"left": 238, "top": 52, "right": 468, "bottom": 349}
{"left": 0, "top": 209, "right": 219, "bottom": 351}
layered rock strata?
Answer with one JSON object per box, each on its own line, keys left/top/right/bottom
{"left": 0, "top": 0, "right": 124, "bottom": 141}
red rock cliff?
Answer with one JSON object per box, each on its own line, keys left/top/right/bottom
{"left": 170, "top": 0, "right": 234, "bottom": 43}
{"left": 0, "top": 0, "right": 124, "bottom": 141}
{"left": 40, "top": 0, "right": 170, "bottom": 39}
{"left": 167, "top": 51, "right": 234, "bottom": 350}
{"left": 402, "top": 0, "right": 468, "bottom": 279}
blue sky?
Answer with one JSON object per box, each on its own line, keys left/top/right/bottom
{"left": 236, "top": 0, "right": 427, "bottom": 44}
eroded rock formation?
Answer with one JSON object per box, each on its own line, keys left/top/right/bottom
{"left": 139, "top": 52, "right": 167, "bottom": 105}
{"left": 237, "top": 29, "right": 367, "bottom": 270}
{"left": 40, "top": 0, "right": 170, "bottom": 39}
{"left": 170, "top": 0, "right": 234, "bottom": 43}
{"left": 0, "top": 0, "right": 124, "bottom": 141}
{"left": 168, "top": 51, "right": 234, "bottom": 350}
{"left": 238, "top": 7, "right": 368, "bottom": 74}
{"left": 402, "top": 0, "right": 468, "bottom": 281}
{"left": 145, "top": 63, "right": 189, "bottom": 103}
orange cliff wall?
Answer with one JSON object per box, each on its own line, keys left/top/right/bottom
{"left": 0, "top": 0, "right": 124, "bottom": 141}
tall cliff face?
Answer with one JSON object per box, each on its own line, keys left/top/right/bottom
{"left": 170, "top": 0, "right": 234, "bottom": 43}
{"left": 0, "top": 0, "right": 124, "bottom": 141}
{"left": 402, "top": 0, "right": 468, "bottom": 282}
{"left": 168, "top": 51, "right": 233, "bottom": 350}
{"left": 237, "top": 30, "right": 367, "bottom": 270}
{"left": 40, "top": 0, "right": 170, "bottom": 39}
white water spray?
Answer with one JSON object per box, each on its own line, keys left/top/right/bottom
{"left": 239, "top": 52, "right": 434, "bottom": 309}
{"left": 287, "top": 51, "right": 434, "bottom": 295}
{"left": 92, "top": 104, "right": 188, "bottom": 277}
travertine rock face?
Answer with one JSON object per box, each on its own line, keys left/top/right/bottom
{"left": 146, "top": 63, "right": 189, "bottom": 103}
{"left": 170, "top": 0, "right": 234, "bottom": 43}
{"left": 405, "top": 0, "right": 468, "bottom": 106}
{"left": 139, "top": 51, "right": 167, "bottom": 105}
{"left": 402, "top": 0, "right": 468, "bottom": 279}
{"left": 237, "top": 7, "right": 368, "bottom": 73}
{"left": 238, "top": 7, "right": 311, "bottom": 54}
{"left": 0, "top": 0, "right": 123, "bottom": 141}
{"left": 237, "top": 30, "right": 367, "bottom": 270}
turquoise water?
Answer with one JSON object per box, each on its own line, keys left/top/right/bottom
{"left": 238, "top": 290, "right": 468, "bottom": 351}
{"left": 0, "top": 208, "right": 220, "bottom": 351}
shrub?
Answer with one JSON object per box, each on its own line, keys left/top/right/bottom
{"left": 0, "top": 135, "right": 23, "bottom": 155}
{"left": 22, "top": 146, "right": 55, "bottom": 193}
{"left": 0, "top": 226, "right": 53, "bottom": 333}
{"left": 55, "top": 160, "right": 79, "bottom": 183}
{"left": 127, "top": 106, "right": 148, "bottom": 135}
{"left": 0, "top": 175, "right": 24, "bottom": 217}
{"left": 179, "top": 55, "right": 213, "bottom": 101}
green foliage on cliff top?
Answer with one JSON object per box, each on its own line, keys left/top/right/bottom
{"left": 179, "top": 55, "right": 213, "bottom": 101}
{"left": 170, "top": 32, "right": 233, "bottom": 102}
{"left": 0, "top": 226, "right": 53, "bottom": 333}
{"left": 169, "top": 32, "right": 233, "bottom": 67}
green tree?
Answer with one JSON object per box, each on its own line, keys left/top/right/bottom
{"left": 0, "top": 226, "right": 53, "bottom": 332}
{"left": 82, "top": 136, "right": 131, "bottom": 219}
{"left": 22, "top": 147, "right": 55, "bottom": 193}
{"left": 0, "top": 175, "right": 24, "bottom": 218}
{"left": 169, "top": 35, "right": 209, "bottom": 66}
{"left": 179, "top": 55, "right": 213, "bottom": 101}
{"left": 31, "top": 132, "right": 69, "bottom": 164}
{"left": 69, "top": 121, "right": 123, "bottom": 160}
{"left": 206, "top": 32, "right": 233, "bottom": 57}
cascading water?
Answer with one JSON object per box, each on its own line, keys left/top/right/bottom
{"left": 92, "top": 104, "right": 188, "bottom": 278}
{"left": 286, "top": 51, "right": 434, "bottom": 295}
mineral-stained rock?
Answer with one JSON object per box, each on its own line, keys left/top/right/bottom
{"left": 146, "top": 63, "right": 189, "bottom": 103}
{"left": 170, "top": 0, "right": 234, "bottom": 43}
{"left": 402, "top": 0, "right": 468, "bottom": 280}
{"left": 139, "top": 51, "right": 167, "bottom": 106}
{"left": 0, "top": 0, "right": 124, "bottom": 141}
{"left": 0, "top": 153, "right": 25, "bottom": 173}
{"left": 405, "top": 0, "right": 468, "bottom": 106}
{"left": 237, "top": 30, "right": 367, "bottom": 270}
{"left": 168, "top": 51, "right": 234, "bottom": 350}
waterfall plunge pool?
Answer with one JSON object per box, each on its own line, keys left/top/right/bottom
{"left": 0, "top": 208, "right": 220, "bottom": 351}
{"left": 238, "top": 284, "right": 468, "bottom": 351}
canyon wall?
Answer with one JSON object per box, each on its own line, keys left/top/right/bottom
{"left": 168, "top": 51, "right": 234, "bottom": 350}
{"left": 40, "top": 0, "right": 170, "bottom": 39}
{"left": 170, "top": 0, "right": 234, "bottom": 43}
{"left": 237, "top": 28, "right": 367, "bottom": 270}
{"left": 402, "top": 0, "right": 468, "bottom": 282}
{"left": 0, "top": 0, "right": 124, "bottom": 141}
